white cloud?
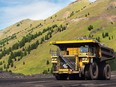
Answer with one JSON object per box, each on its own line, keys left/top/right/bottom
{"left": 89, "top": 0, "right": 96, "bottom": 2}
{"left": 0, "top": 0, "right": 66, "bottom": 29}
{"left": 3, "top": 1, "right": 61, "bottom": 20}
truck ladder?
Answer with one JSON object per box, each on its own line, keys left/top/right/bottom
{"left": 58, "top": 54, "right": 75, "bottom": 70}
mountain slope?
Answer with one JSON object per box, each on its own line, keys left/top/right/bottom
{"left": 0, "top": 0, "right": 116, "bottom": 75}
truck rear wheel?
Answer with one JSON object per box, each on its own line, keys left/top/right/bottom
{"left": 104, "top": 64, "right": 111, "bottom": 80}
{"left": 55, "top": 74, "right": 68, "bottom": 80}
{"left": 99, "top": 63, "right": 111, "bottom": 80}
{"left": 85, "top": 62, "right": 98, "bottom": 80}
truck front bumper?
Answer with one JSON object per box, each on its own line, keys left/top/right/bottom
{"left": 53, "top": 69, "right": 79, "bottom": 74}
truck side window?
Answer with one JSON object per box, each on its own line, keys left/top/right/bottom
{"left": 90, "top": 47, "right": 95, "bottom": 56}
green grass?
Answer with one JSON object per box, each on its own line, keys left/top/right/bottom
{"left": 0, "top": 0, "right": 116, "bottom": 75}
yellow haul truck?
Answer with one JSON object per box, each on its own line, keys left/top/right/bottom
{"left": 50, "top": 39, "right": 115, "bottom": 80}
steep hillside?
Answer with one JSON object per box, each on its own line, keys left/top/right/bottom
{"left": 0, "top": 0, "right": 116, "bottom": 75}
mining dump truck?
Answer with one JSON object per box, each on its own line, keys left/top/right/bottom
{"left": 50, "top": 39, "right": 115, "bottom": 80}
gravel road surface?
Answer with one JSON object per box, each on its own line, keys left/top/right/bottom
{"left": 0, "top": 71, "right": 116, "bottom": 87}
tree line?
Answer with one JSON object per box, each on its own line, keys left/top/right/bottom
{"left": 0, "top": 34, "right": 16, "bottom": 46}
{"left": 0, "top": 24, "right": 67, "bottom": 70}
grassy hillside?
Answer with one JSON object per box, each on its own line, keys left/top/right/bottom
{"left": 0, "top": 0, "right": 116, "bottom": 75}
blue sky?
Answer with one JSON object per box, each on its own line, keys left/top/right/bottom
{"left": 0, "top": 0, "right": 96, "bottom": 30}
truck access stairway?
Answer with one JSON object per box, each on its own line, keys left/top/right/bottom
{"left": 58, "top": 54, "right": 75, "bottom": 70}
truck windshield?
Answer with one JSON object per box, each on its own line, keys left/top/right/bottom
{"left": 80, "top": 46, "right": 88, "bottom": 53}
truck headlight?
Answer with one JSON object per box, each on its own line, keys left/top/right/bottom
{"left": 52, "top": 58, "right": 57, "bottom": 61}
{"left": 82, "top": 58, "right": 88, "bottom": 61}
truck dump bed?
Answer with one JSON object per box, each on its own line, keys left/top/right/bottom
{"left": 50, "top": 40, "right": 115, "bottom": 61}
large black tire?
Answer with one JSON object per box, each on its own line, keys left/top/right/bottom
{"left": 90, "top": 62, "right": 99, "bottom": 80}
{"left": 104, "top": 64, "right": 111, "bottom": 80}
{"left": 85, "top": 62, "right": 99, "bottom": 80}
{"left": 55, "top": 74, "right": 68, "bottom": 80}
{"left": 85, "top": 64, "right": 91, "bottom": 80}
{"left": 99, "top": 63, "right": 111, "bottom": 80}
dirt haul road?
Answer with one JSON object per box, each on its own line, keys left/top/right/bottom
{"left": 0, "top": 72, "right": 116, "bottom": 87}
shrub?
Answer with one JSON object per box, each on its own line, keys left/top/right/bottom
{"left": 16, "top": 24, "right": 20, "bottom": 27}
{"left": 88, "top": 25, "right": 93, "bottom": 31}
{"left": 46, "top": 60, "right": 49, "bottom": 65}
{"left": 43, "top": 70, "right": 48, "bottom": 74}
{"left": 0, "top": 67, "right": 3, "bottom": 71}
{"left": 70, "top": 11, "right": 74, "bottom": 17}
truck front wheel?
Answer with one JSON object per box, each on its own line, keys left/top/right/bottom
{"left": 90, "top": 62, "right": 99, "bottom": 80}
{"left": 85, "top": 62, "right": 98, "bottom": 80}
